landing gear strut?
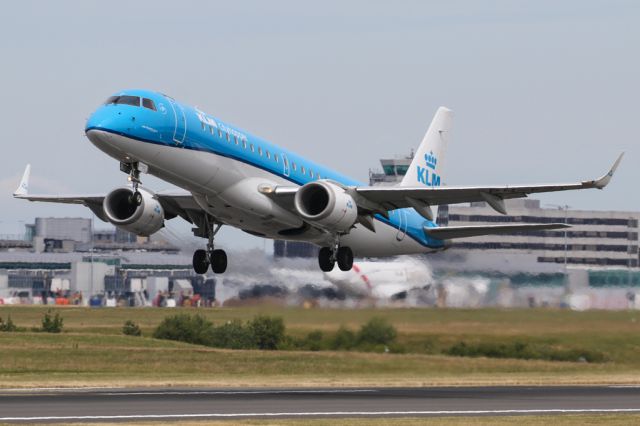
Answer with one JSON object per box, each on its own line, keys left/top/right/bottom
{"left": 318, "top": 236, "right": 353, "bottom": 272}
{"left": 120, "top": 161, "right": 143, "bottom": 206}
{"left": 192, "top": 216, "right": 227, "bottom": 274}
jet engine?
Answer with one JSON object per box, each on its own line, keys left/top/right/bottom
{"left": 103, "top": 187, "right": 164, "bottom": 236}
{"left": 294, "top": 181, "right": 358, "bottom": 233}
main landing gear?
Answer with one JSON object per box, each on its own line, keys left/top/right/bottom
{"left": 318, "top": 236, "right": 353, "bottom": 272}
{"left": 120, "top": 161, "right": 143, "bottom": 206}
{"left": 193, "top": 217, "right": 227, "bottom": 274}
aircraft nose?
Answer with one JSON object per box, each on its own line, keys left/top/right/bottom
{"left": 85, "top": 107, "right": 120, "bottom": 134}
{"left": 85, "top": 106, "right": 130, "bottom": 154}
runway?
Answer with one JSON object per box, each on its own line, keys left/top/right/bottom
{"left": 1, "top": 386, "right": 640, "bottom": 422}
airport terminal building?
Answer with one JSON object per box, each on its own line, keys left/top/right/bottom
{"left": 0, "top": 218, "right": 211, "bottom": 306}
{"left": 438, "top": 199, "right": 639, "bottom": 270}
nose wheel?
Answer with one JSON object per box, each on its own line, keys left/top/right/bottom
{"left": 121, "top": 161, "right": 143, "bottom": 206}
{"left": 192, "top": 217, "right": 227, "bottom": 274}
{"left": 129, "top": 190, "right": 143, "bottom": 206}
{"left": 318, "top": 236, "right": 353, "bottom": 272}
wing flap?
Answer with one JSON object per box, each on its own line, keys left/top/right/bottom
{"left": 424, "top": 223, "right": 569, "bottom": 240}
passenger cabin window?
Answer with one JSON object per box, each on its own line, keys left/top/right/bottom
{"left": 210, "top": 126, "right": 214, "bottom": 134}
{"left": 226, "top": 132, "right": 230, "bottom": 142}
{"left": 275, "top": 155, "right": 279, "bottom": 163}
{"left": 234, "top": 135, "right": 238, "bottom": 145}
{"left": 309, "top": 170, "right": 314, "bottom": 178}
{"left": 242, "top": 140, "right": 247, "bottom": 149}
{"left": 105, "top": 95, "right": 141, "bottom": 107}
{"left": 292, "top": 162, "right": 297, "bottom": 171}
{"left": 218, "top": 129, "right": 222, "bottom": 138}
{"left": 142, "top": 98, "right": 156, "bottom": 111}
{"left": 301, "top": 166, "right": 306, "bottom": 175}
{"left": 202, "top": 122, "right": 206, "bottom": 131}
{"left": 258, "top": 147, "right": 263, "bottom": 156}
{"left": 266, "top": 151, "right": 271, "bottom": 159}
{"left": 250, "top": 143, "right": 255, "bottom": 152}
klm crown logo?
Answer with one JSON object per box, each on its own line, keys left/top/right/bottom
{"left": 416, "top": 150, "right": 441, "bottom": 187}
{"left": 424, "top": 151, "right": 437, "bottom": 170}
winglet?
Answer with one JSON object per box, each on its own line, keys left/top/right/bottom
{"left": 591, "top": 153, "right": 624, "bottom": 189}
{"left": 13, "top": 164, "right": 31, "bottom": 197}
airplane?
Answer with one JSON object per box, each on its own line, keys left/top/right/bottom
{"left": 13, "top": 89, "right": 623, "bottom": 274}
{"left": 323, "top": 257, "right": 433, "bottom": 300}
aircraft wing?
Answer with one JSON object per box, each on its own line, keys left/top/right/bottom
{"left": 13, "top": 164, "right": 201, "bottom": 224}
{"left": 354, "top": 153, "right": 623, "bottom": 214}
{"left": 14, "top": 191, "right": 200, "bottom": 224}
{"left": 13, "top": 193, "right": 110, "bottom": 221}
{"left": 272, "top": 153, "right": 623, "bottom": 218}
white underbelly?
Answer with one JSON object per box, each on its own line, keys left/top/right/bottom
{"left": 92, "top": 132, "right": 434, "bottom": 255}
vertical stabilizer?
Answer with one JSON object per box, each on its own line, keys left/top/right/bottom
{"left": 400, "top": 107, "right": 452, "bottom": 188}
{"left": 14, "top": 164, "right": 31, "bottom": 196}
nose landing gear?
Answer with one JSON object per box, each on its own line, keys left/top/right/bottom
{"left": 192, "top": 217, "right": 227, "bottom": 274}
{"left": 120, "top": 161, "right": 144, "bottom": 206}
{"left": 318, "top": 236, "right": 353, "bottom": 272}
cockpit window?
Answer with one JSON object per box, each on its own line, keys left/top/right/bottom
{"left": 104, "top": 95, "right": 141, "bottom": 107}
{"left": 142, "top": 98, "right": 157, "bottom": 111}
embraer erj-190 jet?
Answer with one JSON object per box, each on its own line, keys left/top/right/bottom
{"left": 14, "top": 90, "right": 622, "bottom": 274}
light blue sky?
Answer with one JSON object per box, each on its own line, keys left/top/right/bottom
{"left": 0, "top": 1, "right": 638, "bottom": 249}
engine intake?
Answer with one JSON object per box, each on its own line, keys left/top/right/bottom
{"left": 103, "top": 187, "right": 164, "bottom": 236}
{"left": 294, "top": 181, "right": 358, "bottom": 233}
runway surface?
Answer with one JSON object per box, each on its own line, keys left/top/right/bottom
{"left": 1, "top": 386, "right": 640, "bottom": 422}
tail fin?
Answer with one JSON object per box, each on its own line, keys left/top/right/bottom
{"left": 13, "top": 164, "right": 31, "bottom": 197}
{"left": 400, "top": 107, "right": 452, "bottom": 188}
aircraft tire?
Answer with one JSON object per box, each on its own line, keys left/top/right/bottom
{"left": 128, "top": 191, "right": 143, "bottom": 206}
{"left": 318, "top": 247, "right": 335, "bottom": 272}
{"left": 211, "top": 249, "right": 227, "bottom": 274}
{"left": 193, "top": 249, "right": 209, "bottom": 274}
{"left": 337, "top": 246, "right": 353, "bottom": 271}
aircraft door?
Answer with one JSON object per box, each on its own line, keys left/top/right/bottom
{"left": 396, "top": 210, "right": 408, "bottom": 241}
{"left": 168, "top": 98, "right": 187, "bottom": 144}
{"left": 282, "top": 153, "right": 290, "bottom": 177}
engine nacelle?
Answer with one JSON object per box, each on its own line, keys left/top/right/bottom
{"left": 103, "top": 187, "right": 164, "bottom": 236}
{"left": 294, "top": 181, "right": 358, "bottom": 233}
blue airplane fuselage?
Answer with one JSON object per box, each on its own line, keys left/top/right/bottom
{"left": 85, "top": 89, "right": 445, "bottom": 253}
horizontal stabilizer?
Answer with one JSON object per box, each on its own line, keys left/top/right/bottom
{"left": 424, "top": 223, "right": 569, "bottom": 240}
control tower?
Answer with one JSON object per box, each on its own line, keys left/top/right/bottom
{"left": 368, "top": 151, "right": 413, "bottom": 186}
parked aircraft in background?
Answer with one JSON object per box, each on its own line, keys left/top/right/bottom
{"left": 324, "top": 257, "right": 433, "bottom": 300}
{"left": 14, "top": 89, "right": 622, "bottom": 273}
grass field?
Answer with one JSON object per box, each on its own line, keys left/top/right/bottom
{"left": 0, "top": 305, "right": 639, "bottom": 388}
